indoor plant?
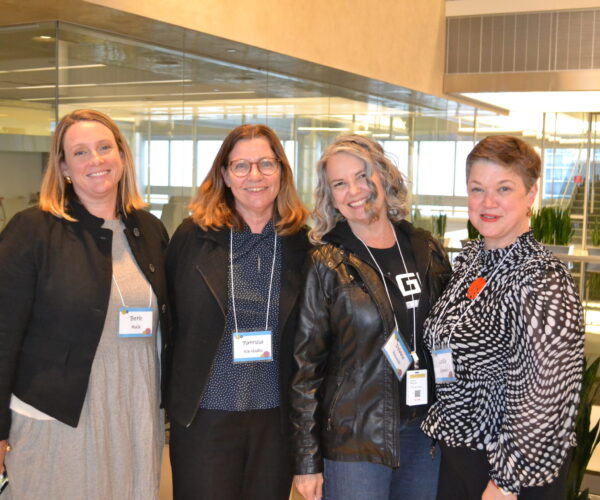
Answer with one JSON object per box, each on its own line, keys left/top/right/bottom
{"left": 566, "top": 357, "right": 600, "bottom": 500}
{"left": 531, "top": 206, "right": 573, "bottom": 253}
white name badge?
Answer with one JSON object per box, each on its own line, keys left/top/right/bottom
{"left": 431, "top": 348, "right": 457, "bottom": 383}
{"left": 406, "top": 369, "right": 428, "bottom": 406}
{"left": 118, "top": 307, "right": 153, "bottom": 338}
{"left": 382, "top": 329, "right": 413, "bottom": 381}
{"left": 232, "top": 330, "right": 273, "bottom": 363}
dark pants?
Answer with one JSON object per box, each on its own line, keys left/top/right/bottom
{"left": 437, "top": 443, "right": 572, "bottom": 500}
{"left": 169, "top": 407, "right": 292, "bottom": 500}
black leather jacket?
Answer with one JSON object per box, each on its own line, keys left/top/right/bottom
{"left": 290, "top": 220, "right": 451, "bottom": 474}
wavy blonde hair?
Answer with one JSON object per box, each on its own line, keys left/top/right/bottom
{"left": 39, "top": 109, "right": 145, "bottom": 221}
{"left": 189, "top": 124, "right": 308, "bottom": 236}
{"left": 310, "top": 134, "right": 408, "bottom": 244}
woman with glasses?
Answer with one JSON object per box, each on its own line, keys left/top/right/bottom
{"left": 166, "top": 124, "right": 310, "bottom": 500}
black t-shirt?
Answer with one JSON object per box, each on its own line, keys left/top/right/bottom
{"left": 368, "top": 232, "right": 430, "bottom": 417}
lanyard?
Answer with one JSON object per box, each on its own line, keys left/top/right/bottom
{"left": 355, "top": 223, "right": 420, "bottom": 366}
{"left": 229, "top": 228, "right": 278, "bottom": 333}
{"left": 112, "top": 274, "right": 152, "bottom": 308}
{"left": 431, "top": 242, "right": 516, "bottom": 350}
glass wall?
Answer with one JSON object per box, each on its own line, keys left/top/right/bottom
{"left": 1, "top": 21, "right": 600, "bottom": 338}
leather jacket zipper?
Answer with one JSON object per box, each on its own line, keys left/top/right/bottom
{"left": 326, "top": 378, "right": 344, "bottom": 431}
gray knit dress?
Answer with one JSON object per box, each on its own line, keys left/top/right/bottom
{"left": 5, "top": 218, "right": 163, "bottom": 500}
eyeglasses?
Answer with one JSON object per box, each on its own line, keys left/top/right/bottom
{"left": 227, "top": 157, "right": 280, "bottom": 177}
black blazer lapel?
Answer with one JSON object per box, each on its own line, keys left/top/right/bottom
{"left": 194, "top": 229, "right": 229, "bottom": 316}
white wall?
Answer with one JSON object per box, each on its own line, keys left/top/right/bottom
{"left": 0, "top": 151, "right": 44, "bottom": 199}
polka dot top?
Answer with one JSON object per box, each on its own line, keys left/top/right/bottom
{"left": 421, "top": 231, "right": 584, "bottom": 495}
{"left": 200, "top": 220, "right": 282, "bottom": 411}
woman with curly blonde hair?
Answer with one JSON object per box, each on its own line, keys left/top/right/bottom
{"left": 290, "top": 135, "right": 451, "bottom": 500}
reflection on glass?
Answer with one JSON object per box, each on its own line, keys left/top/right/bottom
{"left": 2, "top": 21, "right": 600, "bottom": 342}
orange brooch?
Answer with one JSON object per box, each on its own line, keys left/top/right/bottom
{"left": 466, "top": 276, "right": 487, "bottom": 300}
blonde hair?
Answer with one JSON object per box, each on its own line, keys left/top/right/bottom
{"left": 39, "top": 109, "right": 145, "bottom": 220}
{"left": 310, "top": 134, "right": 408, "bottom": 244}
{"left": 189, "top": 124, "right": 308, "bottom": 236}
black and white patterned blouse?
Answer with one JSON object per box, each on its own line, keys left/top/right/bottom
{"left": 421, "top": 231, "right": 584, "bottom": 494}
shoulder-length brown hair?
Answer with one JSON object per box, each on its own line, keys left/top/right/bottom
{"left": 190, "top": 124, "right": 308, "bottom": 235}
{"left": 39, "top": 109, "right": 146, "bottom": 221}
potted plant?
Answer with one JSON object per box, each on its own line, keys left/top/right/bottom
{"left": 432, "top": 213, "right": 447, "bottom": 247}
{"left": 461, "top": 219, "right": 481, "bottom": 247}
{"left": 566, "top": 357, "right": 600, "bottom": 500}
{"left": 587, "top": 219, "right": 600, "bottom": 272}
{"left": 411, "top": 207, "right": 432, "bottom": 233}
{"left": 531, "top": 206, "right": 572, "bottom": 255}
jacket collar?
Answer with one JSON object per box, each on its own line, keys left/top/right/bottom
{"left": 194, "top": 225, "right": 310, "bottom": 325}
{"left": 323, "top": 219, "right": 432, "bottom": 279}
{"left": 66, "top": 198, "right": 106, "bottom": 229}
{"left": 66, "top": 198, "right": 144, "bottom": 234}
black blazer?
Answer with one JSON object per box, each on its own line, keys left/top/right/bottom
{"left": 165, "top": 218, "right": 310, "bottom": 429}
{"left": 0, "top": 201, "right": 170, "bottom": 439}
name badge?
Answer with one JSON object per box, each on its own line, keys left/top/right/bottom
{"left": 232, "top": 330, "right": 273, "bottom": 363}
{"left": 431, "top": 348, "right": 457, "bottom": 383}
{"left": 382, "top": 329, "right": 413, "bottom": 381}
{"left": 406, "top": 369, "right": 428, "bottom": 406}
{"left": 118, "top": 307, "right": 153, "bottom": 337}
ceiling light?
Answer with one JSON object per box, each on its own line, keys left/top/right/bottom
{"left": 16, "top": 79, "right": 193, "bottom": 90}
{"left": 0, "top": 64, "right": 106, "bottom": 74}
{"left": 22, "top": 90, "right": 256, "bottom": 101}
{"left": 297, "top": 127, "right": 351, "bottom": 132}
{"left": 32, "top": 35, "right": 54, "bottom": 42}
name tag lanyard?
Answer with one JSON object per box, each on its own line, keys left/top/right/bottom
{"left": 431, "top": 244, "right": 516, "bottom": 351}
{"left": 355, "top": 223, "right": 421, "bottom": 368}
{"left": 112, "top": 274, "right": 153, "bottom": 309}
{"left": 229, "top": 228, "right": 277, "bottom": 336}
{"left": 113, "top": 274, "right": 154, "bottom": 337}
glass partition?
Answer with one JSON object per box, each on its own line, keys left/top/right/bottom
{"left": 2, "top": 21, "right": 600, "bottom": 344}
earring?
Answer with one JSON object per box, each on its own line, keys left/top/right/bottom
{"left": 64, "top": 176, "right": 72, "bottom": 184}
{"left": 526, "top": 207, "right": 532, "bottom": 217}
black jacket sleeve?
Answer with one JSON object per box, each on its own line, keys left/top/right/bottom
{"left": 0, "top": 211, "right": 40, "bottom": 439}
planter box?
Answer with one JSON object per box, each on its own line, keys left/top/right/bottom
{"left": 588, "top": 247, "right": 600, "bottom": 272}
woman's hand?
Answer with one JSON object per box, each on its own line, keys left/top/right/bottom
{"left": 482, "top": 480, "right": 517, "bottom": 500}
{"left": 294, "top": 473, "right": 323, "bottom": 500}
{"left": 0, "top": 439, "right": 8, "bottom": 473}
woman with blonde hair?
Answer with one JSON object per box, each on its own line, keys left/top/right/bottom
{"left": 290, "top": 135, "right": 451, "bottom": 500}
{"left": 166, "top": 124, "right": 310, "bottom": 500}
{"left": 0, "top": 109, "right": 170, "bottom": 499}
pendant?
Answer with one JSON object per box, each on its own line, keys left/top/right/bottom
{"left": 466, "top": 276, "right": 486, "bottom": 300}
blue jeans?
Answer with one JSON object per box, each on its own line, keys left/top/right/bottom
{"left": 323, "top": 417, "right": 440, "bottom": 500}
